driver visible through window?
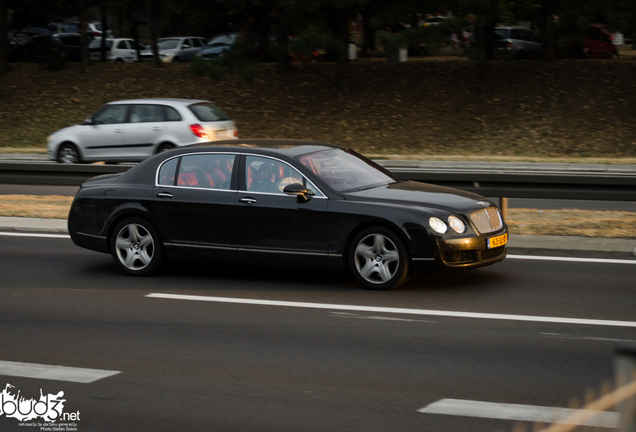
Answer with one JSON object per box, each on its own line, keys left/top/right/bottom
{"left": 298, "top": 149, "right": 399, "bottom": 192}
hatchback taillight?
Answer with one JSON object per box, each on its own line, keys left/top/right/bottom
{"left": 507, "top": 41, "right": 514, "bottom": 50}
{"left": 190, "top": 124, "right": 209, "bottom": 139}
{"left": 233, "top": 129, "right": 239, "bottom": 137}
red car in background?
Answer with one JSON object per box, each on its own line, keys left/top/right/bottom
{"left": 583, "top": 24, "right": 619, "bottom": 59}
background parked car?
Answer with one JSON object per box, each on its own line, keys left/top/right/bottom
{"left": 494, "top": 26, "right": 543, "bottom": 59}
{"left": 47, "top": 98, "right": 238, "bottom": 163}
{"left": 196, "top": 33, "right": 240, "bottom": 59}
{"left": 89, "top": 38, "right": 146, "bottom": 62}
{"left": 141, "top": 37, "right": 206, "bottom": 62}
{"left": 583, "top": 24, "right": 619, "bottom": 59}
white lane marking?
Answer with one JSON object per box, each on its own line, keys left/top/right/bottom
{"left": 540, "top": 332, "right": 636, "bottom": 344}
{"left": 418, "top": 399, "right": 620, "bottom": 428}
{"left": 508, "top": 254, "right": 636, "bottom": 265}
{"left": 146, "top": 293, "right": 636, "bottom": 328}
{"left": 0, "top": 360, "right": 121, "bottom": 383}
{"left": 0, "top": 232, "right": 70, "bottom": 239}
{"left": 330, "top": 312, "right": 436, "bottom": 323}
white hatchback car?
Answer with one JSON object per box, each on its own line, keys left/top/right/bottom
{"left": 89, "top": 38, "right": 146, "bottom": 63}
{"left": 47, "top": 99, "right": 238, "bottom": 163}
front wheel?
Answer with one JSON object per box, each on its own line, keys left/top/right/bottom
{"left": 349, "top": 227, "right": 410, "bottom": 290}
{"left": 110, "top": 218, "right": 163, "bottom": 276}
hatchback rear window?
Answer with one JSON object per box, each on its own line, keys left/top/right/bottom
{"left": 188, "top": 103, "right": 229, "bottom": 122}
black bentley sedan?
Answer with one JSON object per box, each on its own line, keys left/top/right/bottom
{"left": 68, "top": 139, "right": 508, "bottom": 290}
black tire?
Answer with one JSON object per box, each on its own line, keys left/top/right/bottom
{"left": 57, "top": 142, "right": 81, "bottom": 164}
{"left": 156, "top": 143, "right": 176, "bottom": 154}
{"left": 110, "top": 218, "right": 164, "bottom": 276}
{"left": 115, "top": 58, "right": 124, "bottom": 63}
{"left": 348, "top": 226, "right": 410, "bottom": 290}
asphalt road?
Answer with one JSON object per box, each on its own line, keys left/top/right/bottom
{"left": 1, "top": 235, "right": 635, "bottom": 431}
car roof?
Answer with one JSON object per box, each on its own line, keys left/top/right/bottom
{"left": 107, "top": 98, "right": 210, "bottom": 106}
{"left": 187, "top": 139, "right": 344, "bottom": 158}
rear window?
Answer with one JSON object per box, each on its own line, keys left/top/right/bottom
{"left": 188, "top": 103, "right": 229, "bottom": 122}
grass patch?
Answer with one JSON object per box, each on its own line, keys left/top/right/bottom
{"left": 1, "top": 58, "right": 636, "bottom": 160}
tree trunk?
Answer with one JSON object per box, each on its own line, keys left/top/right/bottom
{"left": 360, "top": 12, "right": 375, "bottom": 58}
{"left": 0, "top": 0, "right": 6, "bottom": 98}
{"left": 335, "top": 7, "right": 350, "bottom": 96}
{"left": 100, "top": 0, "right": 108, "bottom": 61}
{"left": 148, "top": 0, "right": 161, "bottom": 67}
{"left": 79, "top": 0, "right": 90, "bottom": 70}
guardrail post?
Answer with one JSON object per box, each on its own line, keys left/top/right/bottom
{"left": 500, "top": 197, "right": 509, "bottom": 221}
{"left": 616, "top": 344, "right": 636, "bottom": 432}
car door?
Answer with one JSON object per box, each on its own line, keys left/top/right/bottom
{"left": 80, "top": 104, "right": 128, "bottom": 160}
{"left": 152, "top": 153, "right": 239, "bottom": 262}
{"left": 236, "top": 154, "right": 330, "bottom": 267}
{"left": 118, "top": 104, "right": 165, "bottom": 159}
{"left": 120, "top": 39, "right": 136, "bottom": 62}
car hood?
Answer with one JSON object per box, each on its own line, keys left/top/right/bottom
{"left": 342, "top": 181, "right": 493, "bottom": 213}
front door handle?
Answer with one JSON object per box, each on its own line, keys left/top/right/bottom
{"left": 239, "top": 198, "right": 257, "bottom": 204}
{"left": 157, "top": 192, "right": 173, "bottom": 198}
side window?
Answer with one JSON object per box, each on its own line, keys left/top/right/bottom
{"left": 165, "top": 106, "right": 182, "bottom": 121}
{"left": 158, "top": 158, "right": 178, "bottom": 186}
{"left": 92, "top": 104, "right": 128, "bottom": 125}
{"left": 130, "top": 105, "right": 164, "bottom": 123}
{"left": 183, "top": 38, "right": 192, "bottom": 48}
{"left": 116, "top": 40, "right": 127, "bottom": 50}
{"left": 192, "top": 38, "right": 202, "bottom": 48}
{"left": 177, "top": 154, "right": 235, "bottom": 189}
{"left": 245, "top": 156, "right": 321, "bottom": 196}
{"left": 511, "top": 29, "right": 524, "bottom": 40}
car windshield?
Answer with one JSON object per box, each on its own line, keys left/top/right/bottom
{"left": 157, "top": 39, "right": 179, "bottom": 50}
{"left": 188, "top": 102, "right": 230, "bottom": 122}
{"left": 297, "top": 149, "right": 400, "bottom": 192}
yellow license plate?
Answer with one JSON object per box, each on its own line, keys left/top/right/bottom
{"left": 487, "top": 233, "right": 508, "bottom": 249}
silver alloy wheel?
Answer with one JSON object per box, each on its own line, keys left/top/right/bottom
{"left": 115, "top": 223, "right": 155, "bottom": 271}
{"left": 353, "top": 233, "right": 400, "bottom": 285}
{"left": 58, "top": 145, "right": 79, "bottom": 164}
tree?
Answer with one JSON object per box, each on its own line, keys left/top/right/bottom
{"left": 0, "top": 0, "right": 6, "bottom": 97}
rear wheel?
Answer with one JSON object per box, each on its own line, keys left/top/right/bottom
{"left": 110, "top": 218, "right": 163, "bottom": 276}
{"left": 57, "top": 143, "right": 81, "bottom": 164}
{"left": 349, "top": 227, "right": 410, "bottom": 290}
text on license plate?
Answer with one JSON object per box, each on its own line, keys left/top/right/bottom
{"left": 487, "top": 233, "right": 508, "bottom": 249}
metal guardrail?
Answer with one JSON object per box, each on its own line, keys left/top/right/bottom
{"left": 1, "top": 161, "right": 636, "bottom": 202}
{"left": 0, "top": 162, "right": 130, "bottom": 186}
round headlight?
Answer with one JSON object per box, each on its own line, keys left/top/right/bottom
{"left": 448, "top": 215, "right": 466, "bottom": 233}
{"left": 429, "top": 217, "right": 447, "bottom": 234}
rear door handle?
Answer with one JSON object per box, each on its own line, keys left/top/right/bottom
{"left": 157, "top": 192, "right": 173, "bottom": 198}
{"left": 239, "top": 198, "right": 256, "bottom": 204}
{"left": 152, "top": 127, "right": 161, "bottom": 131}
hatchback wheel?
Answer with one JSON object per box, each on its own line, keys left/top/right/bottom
{"left": 349, "top": 227, "right": 410, "bottom": 290}
{"left": 111, "top": 218, "right": 163, "bottom": 276}
{"left": 57, "top": 143, "right": 81, "bottom": 164}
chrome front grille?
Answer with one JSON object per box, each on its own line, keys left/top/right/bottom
{"left": 469, "top": 207, "right": 502, "bottom": 234}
